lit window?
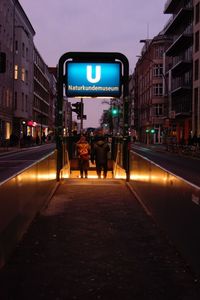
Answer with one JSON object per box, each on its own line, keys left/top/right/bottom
{"left": 14, "top": 64, "right": 18, "bottom": 79}
{"left": 5, "top": 122, "right": 11, "bottom": 139}
{"left": 21, "top": 67, "right": 25, "bottom": 81}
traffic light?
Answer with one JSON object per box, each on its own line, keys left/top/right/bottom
{"left": 0, "top": 52, "right": 6, "bottom": 73}
{"left": 146, "top": 128, "right": 155, "bottom": 133}
{"left": 72, "top": 102, "right": 84, "bottom": 118}
{"left": 111, "top": 106, "right": 119, "bottom": 116}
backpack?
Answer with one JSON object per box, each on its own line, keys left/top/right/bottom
{"left": 79, "top": 144, "right": 89, "bottom": 160}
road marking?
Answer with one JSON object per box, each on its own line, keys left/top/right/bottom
{"left": 192, "top": 194, "right": 199, "bottom": 206}
{"left": 126, "top": 182, "right": 152, "bottom": 216}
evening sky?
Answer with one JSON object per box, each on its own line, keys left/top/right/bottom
{"left": 19, "top": 0, "right": 169, "bottom": 128}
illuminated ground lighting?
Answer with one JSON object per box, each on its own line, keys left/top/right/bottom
{"left": 115, "top": 174, "right": 126, "bottom": 179}
{"left": 62, "top": 173, "right": 70, "bottom": 179}
{"left": 68, "top": 170, "right": 126, "bottom": 179}
{"left": 130, "top": 174, "right": 171, "bottom": 183}
{"left": 28, "top": 173, "right": 57, "bottom": 180}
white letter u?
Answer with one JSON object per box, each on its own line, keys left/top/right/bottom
{"left": 86, "top": 65, "right": 101, "bottom": 83}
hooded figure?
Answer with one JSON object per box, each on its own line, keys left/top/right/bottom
{"left": 91, "top": 136, "right": 110, "bottom": 178}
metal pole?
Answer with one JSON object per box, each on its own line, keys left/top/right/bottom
{"left": 80, "top": 98, "right": 83, "bottom": 133}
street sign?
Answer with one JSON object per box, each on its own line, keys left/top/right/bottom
{"left": 65, "top": 62, "right": 121, "bottom": 98}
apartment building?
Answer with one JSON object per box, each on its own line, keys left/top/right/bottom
{"left": 33, "top": 46, "right": 50, "bottom": 141}
{"left": 133, "top": 34, "right": 172, "bottom": 144}
{"left": 0, "top": 0, "right": 58, "bottom": 146}
{"left": 193, "top": 0, "right": 200, "bottom": 138}
{"left": 164, "top": 0, "right": 193, "bottom": 143}
{"left": 48, "top": 68, "right": 56, "bottom": 140}
{"left": 0, "top": 0, "right": 35, "bottom": 143}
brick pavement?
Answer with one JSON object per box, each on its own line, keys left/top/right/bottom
{"left": 0, "top": 179, "right": 200, "bottom": 300}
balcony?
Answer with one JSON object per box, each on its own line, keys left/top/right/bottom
{"left": 164, "top": 0, "right": 178, "bottom": 14}
{"left": 166, "top": 33, "right": 193, "bottom": 56}
{"left": 175, "top": 112, "right": 191, "bottom": 119}
{"left": 171, "top": 59, "right": 192, "bottom": 77}
{"left": 164, "top": 8, "right": 193, "bottom": 34}
{"left": 171, "top": 85, "right": 192, "bottom": 96}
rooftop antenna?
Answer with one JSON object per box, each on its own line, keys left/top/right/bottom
{"left": 147, "top": 22, "right": 149, "bottom": 39}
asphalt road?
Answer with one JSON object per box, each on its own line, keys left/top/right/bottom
{"left": 132, "top": 144, "right": 200, "bottom": 187}
{"left": 0, "top": 143, "right": 55, "bottom": 183}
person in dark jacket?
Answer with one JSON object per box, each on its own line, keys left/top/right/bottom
{"left": 91, "top": 135, "right": 110, "bottom": 179}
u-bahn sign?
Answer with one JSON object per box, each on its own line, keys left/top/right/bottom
{"left": 66, "top": 61, "right": 121, "bottom": 97}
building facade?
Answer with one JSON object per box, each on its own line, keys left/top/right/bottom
{"left": 193, "top": 0, "right": 200, "bottom": 138}
{"left": 133, "top": 34, "right": 172, "bottom": 144}
{"left": 0, "top": 0, "right": 35, "bottom": 144}
{"left": 32, "top": 46, "right": 51, "bottom": 142}
{"left": 0, "top": 0, "right": 57, "bottom": 146}
{"left": 164, "top": 0, "right": 193, "bottom": 143}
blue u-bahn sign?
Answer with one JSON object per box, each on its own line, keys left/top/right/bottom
{"left": 65, "top": 62, "right": 121, "bottom": 97}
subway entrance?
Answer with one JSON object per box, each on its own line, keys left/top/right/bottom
{"left": 56, "top": 52, "right": 130, "bottom": 181}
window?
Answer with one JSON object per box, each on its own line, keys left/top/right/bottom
{"left": 25, "top": 95, "right": 28, "bottom": 112}
{"left": 155, "top": 46, "right": 164, "bottom": 59}
{"left": 25, "top": 70, "right": 28, "bottom": 84}
{"left": 15, "top": 40, "right": 18, "bottom": 53}
{"left": 155, "top": 104, "right": 163, "bottom": 116}
{"left": 194, "top": 59, "right": 199, "bottom": 80}
{"left": 14, "top": 92, "right": 17, "bottom": 110}
{"left": 21, "top": 68, "right": 25, "bottom": 81}
{"left": 153, "top": 64, "right": 163, "bottom": 77}
{"left": 22, "top": 42, "right": 25, "bottom": 57}
{"left": 5, "top": 122, "right": 11, "bottom": 139}
{"left": 195, "top": 2, "right": 200, "bottom": 24}
{"left": 14, "top": 64, "right": 18, "bottom": 79}
{"left": 22, "top": 93, "right": 24, "bottom": 111}
{"left": 26, "top": 47, "right": 28, "bottom": 60}
{"left": 195, "top": 31, "right": 199, "bottom": 52}
{"left": 6, "top": 89, "right": 9, "bottom": 107}
{"left": 153, "top": 83, "right": 163, "bottom": 96}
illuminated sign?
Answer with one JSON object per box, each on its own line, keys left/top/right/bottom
{"left": 65, "top": 62, "right": 121, "bottom": 97}
{"left": 27, "top": 120, "right": 37, "bottom": 127}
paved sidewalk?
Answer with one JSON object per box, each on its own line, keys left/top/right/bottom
{"left": 0, "top": 179, "right": 200, "bottom": 299}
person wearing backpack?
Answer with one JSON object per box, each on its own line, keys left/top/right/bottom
{"left": 76, "top": 135, "right": 91, "bottom": 178}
